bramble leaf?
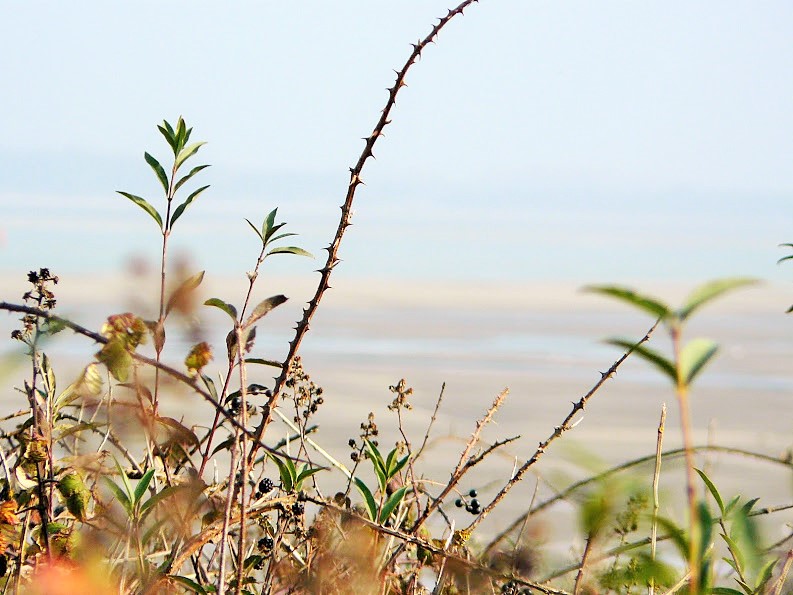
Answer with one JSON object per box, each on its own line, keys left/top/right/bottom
{"left": 242, "top": 295, "right": 288, "bottom": 330}
{"left": 204, "top": 298, "right": 237, "bottom": 321}
{"left": 166, "top": 270, "right": 205, "bottom": 315}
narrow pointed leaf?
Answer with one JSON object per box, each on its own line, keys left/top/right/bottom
{"left": 385, "top": 448, "right": 399, "bottom": 477}
{"left": 606, "top": 338, "right": 676, "bottom": 383}
{"left": 679, "top": 338, "right": 718, "bottom": 386}
{"left": 583, "top": 285, "right": 670, "bottom": 320}
{"left": 261, "top": 209, "right": 278, "bottom": 242}
{"left": 168, "top": 576, "right": 208, "bottom": 595}
{"left": 244, "top": 358, "right": 281, "bottom": 368}
{"left": 755, "top": 559, "right": 778, "bottom": 590}
{"left": 166, "top": 271, "right": 205, "bottom": 315}
{"left": 678, "top": 278, "right": 757, "bottom": 321}
{"left": 117, "top": 191, "right": 163, "bottom": 230}
{"left": 174, "top": 164, "right": 210, "bottom": 192}
{"left": 268, "top": 453, "right": 293, "bottom": 492}
{"left": 162, "top": 119, "right": 175, "bottom": 137}
{"left": 144, "top": 152, "right": 170, "bottom": 194}
{"left": 379, "top": 486, "right": 408, "bottom": 523}
{"left": 242, "top": 295, "right": 288, "bottom": 330}
{"left": 364, "top": 440, "right": 387, "bottom": 474}
{"left": 133, "top": 469, "right": 156, "bottom": 506}
{"left": 245, "top": 218, "right": 263, "bottom": 242}
{"left": 284, "top": 457, "right": 298, "bottom": 484}
{"left": 695, "top": 468, "right": 724, "bottom": 515}
{"left": 391, "top": 454, "right": 410, "bottom": 478}
{"left": 204, "top": 298, "right": 237, "bottom": 321}
{"left": 157, "top": 124, "right": 176, "bottom": 154}
{"left": 140, "top": 485, "right": 182, "bottom": 520}
{"left": 295, "top": 466, "right": 324, "bottom": 491}
{"left": 354, "top": 477, "right": 378, "bottom": 522}
{"left": 103, "top": 477, "right": 132, "bottom": 515}
{"left": 174, "top": 142, "right": 206, "bottom": 172}
{"left": 266, "top": 246, "right": 313, "bottom": 258}
{"left": 170, "top": 184, "right": 210, "bottom": 227}
{"left": 175, "top": 118, "right": 187, "bottom": 153}
{"left": 268, "top": 232, "right": 298, "bottom": 243}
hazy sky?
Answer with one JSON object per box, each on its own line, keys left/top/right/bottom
{"left": 2, "top": 2, "right": 793, "bottom": 284}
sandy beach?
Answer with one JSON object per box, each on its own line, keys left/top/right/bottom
{"left": 1, "top": 272, "right": 791, "bottom": 557}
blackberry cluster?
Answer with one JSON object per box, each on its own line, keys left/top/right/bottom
{"left": 454, "top": 489, "right": 481, "bottom": 515}
{"left": 257, "top": 477, "right": 275, "bottom": 497}
{"left": 257, "top": 536, "right": 274, "bottom": 551}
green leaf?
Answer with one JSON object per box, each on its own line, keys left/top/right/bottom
{"left": 175, "top": 118, "right": 187, "bottom": 153}
{"left": 140, "top": 485, "right": 182, "bottom": 521}
{"left": 242, "top": 295, "right": 288, "bottom": 330}
{"left": 678, "top": 278, "right": 757, "bottom": 321}
{"left": 385, "top": 448, "right": 399, "bottom": 477}
{"left": 245, "top": 218, "right": 263, "bottom": 242}
{"left": 711, "top": 589, "right": 746, "bottom": 595}
{"left": 144, "top": 152, "right": 170, "bottom": 194}
{"left": 268, "top": 232, "right": 298, "bottom": 243}
{"left": 133, "top": 469, "right": 155, "bottom": 507}
{"left": 103, "top": 477, "right": 132, "bottom": 515}
{"left": 174, "top": 141, "right": 206, "bottom": 172}
{"left": 157, "top": 124, "right": 177, "bottom": 155}
{"left": 605, "top": 338, "right": 676, "bottom": 383}
{"left": 266, "top": 246, "right": 313, "bottom": 258}
{"left": 354, "top": 477, "right": 378, "bottom": 522}
{"left": 583, "top": 285, "right": 670, "bottom": 320}
{"left": 379, "top": 486, "right": 408, "bottom": 523}
{"left": 679, "top": 338, "right": 719, "bottom": 386}
{"left": 116, "top": 191, "right": 163, "bottom": 230}
{"left": 695, "top": 468, "right": 724, "bottom": 516}
{"left": 244, "top": 358, "right": 282, "bottom": 368}
{"left": 754, "top": 558, "right": 778, "bottom": 591}
{"left": 722, "top": 532, "right": 746, "bottom": 575}
{"left": 168, "top": 575, "right": 208, "bottom": 595}
{"left": 390, "top": 454, "right": 410, "bottom": 478}
{"left": 166, "top": 271, "right": 205, "bottom": 315}
{"left": 96, "top": 339, "right": 133, "bottom": 382}
{"left": 261, "top": 209, "right": 278, "bottom": 243}
{"left": 170, "top": 184, "right": 210, "bottom": 227}
{"left": 268, "top": 453, "right": 294, "bottom": 492}
{"left": 204, "top": 298, "right": 238, "bottom": 321}
{"left": 174, "top": 164, "right": 210, "bottom": 192}
{"left": 295, "top": 466, "right": 324, "bottom": 491}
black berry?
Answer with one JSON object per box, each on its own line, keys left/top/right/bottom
{"left": 455, "top": 498, "right": 464, "bottom": 508}
{"left": 258, "top": 478, "right": 274, "bottom": 494}
{"left": 468, "top": 489, "right": 478, "bottom": 498}
{"left": 291, "top": 502, "right": 304, "bottom": 515}
{"left": 258, "top": 537, "right": 274, "bottom": 551}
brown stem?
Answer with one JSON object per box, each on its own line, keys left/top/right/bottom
{"left": 245, "top": 0, "right": 482, "bottom": 469}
